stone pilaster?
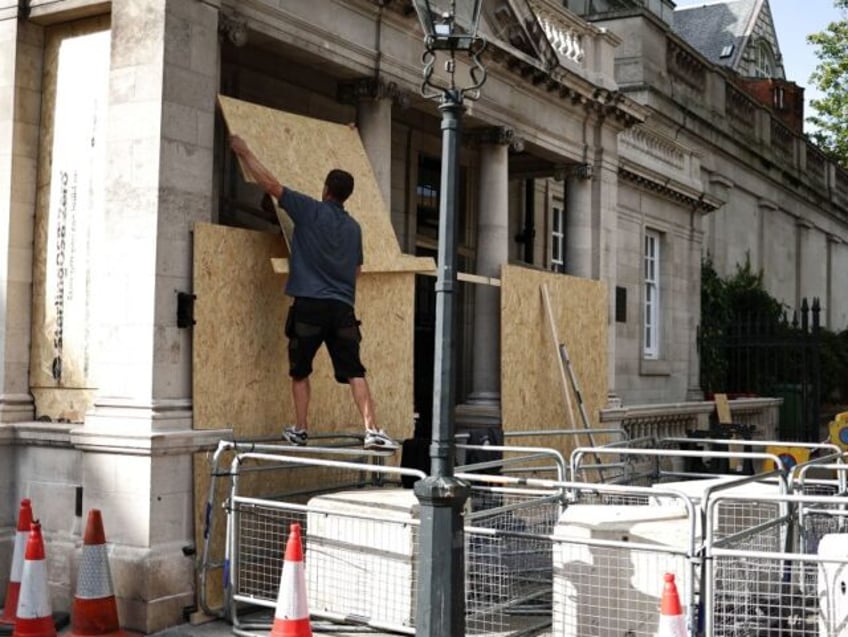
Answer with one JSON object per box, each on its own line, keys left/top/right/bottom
{"left": 81, "top": 0, "right": 220, "bottom": 631}
{"left": 595, "top": 125, "right": 621, "bottom": 408}
{"left": 0, "top": 13, "right": 40, "bottom": 423}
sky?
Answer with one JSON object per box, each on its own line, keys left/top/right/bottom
{"left": 674, "top": 0, "right": 845, "bottom": 130}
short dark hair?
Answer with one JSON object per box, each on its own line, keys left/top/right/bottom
{"left": 325, "top": 169, "right": 354, "bottom": 203}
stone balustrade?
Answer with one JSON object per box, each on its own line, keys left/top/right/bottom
{"left": 601, "top": 397, "right": 782, "bottom": 442}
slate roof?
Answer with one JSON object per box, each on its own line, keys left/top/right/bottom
{"left": 673, "top": 0, "right": 758, "bottom": 68}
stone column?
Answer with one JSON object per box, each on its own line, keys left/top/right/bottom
{"left": 357, "top": 93, "right": 392, "bottom": 212}
{"left": 0, "top": 14, "right": 40, "bottom": 424}
{"left": 457, "top": 128, "right": 513, "bottom": 428}
{"left": 75, "top": 0, "right": 222, "bottom": 631}
{"left": 565, "top": 167, "right": 593, "bottom": 279}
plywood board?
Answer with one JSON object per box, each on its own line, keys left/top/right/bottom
{"left": 192, "top": 222, "right": 417, "bottom": 610}
{"left": 30, "top": 18, "right": 110, "bottom": 421}
{"left": 218, "top": 95, "right": 409, "bottom": 272}
{"left": 193, "top": 222, "right": 415, "bottom": 436}
{"left": 501, "top": 265, "right": 610, "bottom": 460}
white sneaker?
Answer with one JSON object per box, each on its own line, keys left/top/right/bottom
{"left": 364, "top": 429, "right": 399, "bottom": 451}
{"left": 283, "top": 426, "right": 308, "bottom": 446}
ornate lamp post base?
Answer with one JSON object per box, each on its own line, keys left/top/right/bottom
{"left": 414, "top": 475, "right": 470, "bottom": 637}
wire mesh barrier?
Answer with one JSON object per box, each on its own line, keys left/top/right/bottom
{"left": 198, "top": 439, "right": 395, "bottom": 619}
{"left": 705, "top": 492, "right": 848, "bottom": 637}
{"left": 199, "top": 437, "right": 848, "bottom": 636}
{"left": 465, "top": 487, "right": 561, "bottom": 635}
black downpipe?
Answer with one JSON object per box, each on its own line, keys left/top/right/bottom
{"left": 523, "top": 179, "right": 535, "bottom": 264}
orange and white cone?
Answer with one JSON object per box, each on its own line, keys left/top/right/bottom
{"left": 270, "top": 523, "right": 312, "bottom": 637}
{"left": 12, "top": 522, "right": 54, "bottom": 637}
{"left": 69, "top": 510, "right": 126, "bottom": 637}
{"left": 1, "top": 499, "right": 33, "bottom": 626}
{"left": 658, "top": 572, "right": 686, "bottom": 637}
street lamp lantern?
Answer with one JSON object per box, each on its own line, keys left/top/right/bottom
{"left": 411, "top": 0, "right": 483, "bottom": 50}
{"left": 410, "top": 1, "right": 487, "bottom": 637}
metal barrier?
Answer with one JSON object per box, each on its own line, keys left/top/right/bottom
{"left": 197, "top": 439, "right": 394, "bottom": 619}
{"left": 221, "top": 448, "right": 703, "bottom": 636}
{"left": 456, "top": 443, "right": 568, "bottom": 482}
{"left": 704, "top": 492, "right": 848, "bottom": 636}
{"left": 570, "top": 445, "right": 792, "bottom": 485}
{"left": 227, "top": 452, "right": 426, "bottom": 636}
{"left": 203, "top": 434, "right": 848, "bottom": 636}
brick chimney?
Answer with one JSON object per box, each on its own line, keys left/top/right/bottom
{"left": 737, "top": 78, "right": 805, "bottom": 135}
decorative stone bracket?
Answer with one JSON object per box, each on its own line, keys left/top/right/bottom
{"left": 464, "top": 126, "right": 525, "bottom": 152}
{"left": 337, "top": 77, "right": 411, "bottom": 109}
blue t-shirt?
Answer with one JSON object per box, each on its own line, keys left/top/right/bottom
{"left": 279, "top": 188, "right": 363, "bottom": 306}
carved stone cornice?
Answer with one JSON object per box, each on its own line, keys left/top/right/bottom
{"left": 464, "top": 126, "right": 525, "bottom": 151}
{"left": 619, "top": 165, "right": 721, "bottom": 212}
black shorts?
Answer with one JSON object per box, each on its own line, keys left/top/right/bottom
{"left": 285, "top": 297, "right": 366, "bottom": 384}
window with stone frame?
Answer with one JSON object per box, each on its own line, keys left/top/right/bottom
{"left": 643, "top": 229, "right": 661, "bottom": 359}
{"left": 550, "top": 204, "right": 566, "bottom": 273}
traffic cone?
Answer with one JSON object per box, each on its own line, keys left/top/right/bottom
{"left": 270, "top": 523, "right": 312, "bottom": 637}
{"left": 69, "top": 510, "right": 126, "bottom": 637}
{"left": 1, "top": 500, "right": 33, "bottom": 626}
{"left": 12, "top": 522, "right": 54, "bottom": 637}
{"left": 658, "top": 572, "right": 686, "bottom": 637}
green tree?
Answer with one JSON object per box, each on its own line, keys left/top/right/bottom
{"left": 807, "top": 0, "right": 848, "bottom": 165}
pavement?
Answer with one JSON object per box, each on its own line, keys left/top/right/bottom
{"left": 151, "top": 615, "right": 404, "bottom": 637}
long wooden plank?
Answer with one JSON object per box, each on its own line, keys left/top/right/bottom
{"left": 541, "top": 283, "right": 577, "bottom": 430}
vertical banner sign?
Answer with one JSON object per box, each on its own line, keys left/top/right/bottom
{"left": 39, "top": 29, "right": 109, "bottom": 410}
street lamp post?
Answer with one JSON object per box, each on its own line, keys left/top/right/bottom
{"left": 409, "top": 2, "right": 486, "bottom": 636}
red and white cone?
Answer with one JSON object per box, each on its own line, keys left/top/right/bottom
{"left": 1, "top": 499, "right": 33, "bottom": 626}
{"left": 658, "top": 573, "right": 686, "bottom": 637}
{"left": 270, "top": 523, "right": 312, "bottom": 637}
{"left": 12, "top": 522, "right": 54, "bottom": 637}
{"left": 69, "top": 510, "right": 127, "bottom": 637}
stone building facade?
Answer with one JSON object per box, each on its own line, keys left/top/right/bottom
{"left": 1, "top": 0, "right": 846, "bottom": 630}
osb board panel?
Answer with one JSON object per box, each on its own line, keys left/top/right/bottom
{"left": 193, "top": 223, "right": 414, "bottom": 435}
{"left": 192, "top": 222, "right": 415, "bottom": 609}
{"left": 218, "top": 95, "right": 407, "bottom": 272}
{"left": 30, "top": 17, "right": 110, "bottom": 421}
{"left": 501, "top": 265, "right": 610, "bottom": 460}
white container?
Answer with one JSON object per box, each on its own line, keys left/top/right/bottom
{"left": 650, "top": 477, "right": 781, "bottom": 537}
{"left": 817, "top": 533, "right": 848, "bottom": 636}
{"left": 305, "top": 488, "right": 419, "bottom": 629}
{"left": 552, "top": 504, "right": 695, "bottom": 637}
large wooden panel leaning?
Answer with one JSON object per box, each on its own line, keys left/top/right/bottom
{"left": 501, "top": 264, "right": 610, "bottom": 460}
{"left": 218, "top": 95, "right": 429, "bottom": 274}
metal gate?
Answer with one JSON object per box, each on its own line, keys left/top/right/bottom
{"left": 698, "top": 297, "right": 822, "bottom": 441}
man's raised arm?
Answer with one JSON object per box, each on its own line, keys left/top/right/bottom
{"left": 229, "top": 134, "right": 283, "bottom": 200}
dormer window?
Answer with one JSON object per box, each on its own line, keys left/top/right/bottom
{"left": 755, "top": 42, "right": 775, "bottom": 78}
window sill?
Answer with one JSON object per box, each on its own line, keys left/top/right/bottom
{"left": 640, "top": 357, "right": 671, "bottom": 376}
